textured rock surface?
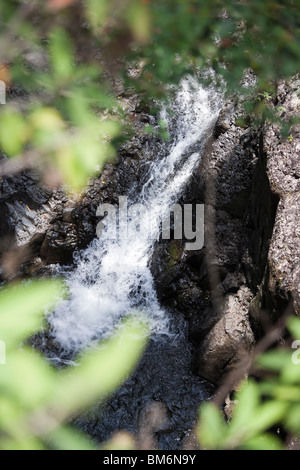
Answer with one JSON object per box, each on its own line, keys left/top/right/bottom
{"left": 191, "top": 82, "right": 299, "bottom": 384}
{"left": 0, "top": 165, "right": 67, "bottom": 277}
{"left": 151, "top": 81, "right": 300, "bottom": 385}
{"left": 194, "top": 286, "right": 255, "bottom": 384}
{"left": 265, "top": 79, "right": 300, "bottom": 316}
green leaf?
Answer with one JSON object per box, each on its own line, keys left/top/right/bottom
{"left": 256, "top": 349, "right": 292, "bottom": 372}
{"left": 262, "top": 384, "right": 300, "bottom": 402}
{"left": 0, "top": 435, "right": 45, "bottom": 451}
{"left": 197, "top": 403, "right": 228, "bottom": 449}
{"left": 86, "top": 0, "right": 109, "bottom": 32}
{"left": 0, "top": 398, "right": 45, "bottom": 449}
{"left": 54, "top": 119, "right": 120, "bottom": 190}
{"left": 48, "top": 425, "right": 97, "bottom": 450}
{"left": 229, "top": 379, "right": 260, "bottom": 435}
{"left": 49, "top": 28, "right": 74, "bottom": 82}
{"left": 285, "top": 404, "right": 300, "bottom": 435}
{"left": 0, "top": 349, "right": 55, "bottom": 409}
{"left": 287, "top": 317, "right": 300, "bottom": 341}
{"left": 247, "top": 401, "right": 287, "bottom": 437}
{"left": 0, "top": 110, "right": 29, "bottom": 156}
{"left": 226, "top": 395, "right": 287, "bottom": 449}
{"left": 30, "top": 107, "right": 66, "bottom": 148}
{"left": 0, "top": 280, "right": 64, "bottom": 348}
{"left": 127, "top": 0, "right": 151, "bottom": 44}
{"left": 30, "top": 107, "right": 65, "bottom": 132}
{"left": 240, "top": 433, "right": 284, "bottom": 450}
{"left": 0, "top": 397, "right": 25, "bottom": 433}
{"left": 280, "top": 361, "right": 300, "bottom": 384}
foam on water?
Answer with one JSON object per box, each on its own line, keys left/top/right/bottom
{"left": 49, "top": 76, "right": 222, "bottom": 352}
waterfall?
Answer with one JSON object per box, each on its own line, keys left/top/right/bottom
{"left": 49, "top": 76, "right": 222, "bottom": 352}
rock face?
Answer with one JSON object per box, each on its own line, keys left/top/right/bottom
{"left": 0, "top": 165, "right": 68, "bottom": 277}
{"left": 264, "top": 80, "right": 300, "bottom": 317}
{"left": 1, "top": 80, "right": 299, "bottom": 388}
{"left": 151, "top": 81, "right": 300, "bottom": 385}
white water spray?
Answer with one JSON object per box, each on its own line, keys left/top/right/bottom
{"left": 49, "top": 77, "right": 222, "bottom": 352}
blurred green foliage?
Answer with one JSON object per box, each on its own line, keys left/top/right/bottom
{"left": 197, "top": 317, "right": 300, "bottom": 450}
{"left": 0, "top": 0, "right": 299, "bottom": 189}
{"left": 1, "top": 279, "right": 300, "bottom": 450}
{"left": 0, "top": 281, "right": 148, "bottom": 450}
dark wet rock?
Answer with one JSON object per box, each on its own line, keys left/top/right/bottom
{"left": 193, "top": 286, "right": 255, "bottom": 385}
{"left": 40, "top": 222, "right": 78, "bottom": 265}
{"left": 213, "top": 102, "right": 234, "bottom": 138}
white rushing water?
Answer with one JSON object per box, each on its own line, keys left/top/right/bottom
{"left": 49, "top": 76, "right": 222, "bottom": 352}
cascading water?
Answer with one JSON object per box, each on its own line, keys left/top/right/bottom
{"left": 49, "top": 77, "right": 222, "bottom": 352}
{"left": 46, "top": 76, "right": 223, "bottom": 449}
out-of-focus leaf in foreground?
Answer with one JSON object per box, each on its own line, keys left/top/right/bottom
{"left": 0, "top": 280, "right": 148, "bottom": 449}
{"left": 0, "top": 279, "right": 64, "bottom": 348}
{"left": 51, "top": 315, "right": 149, "bottom": 419}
